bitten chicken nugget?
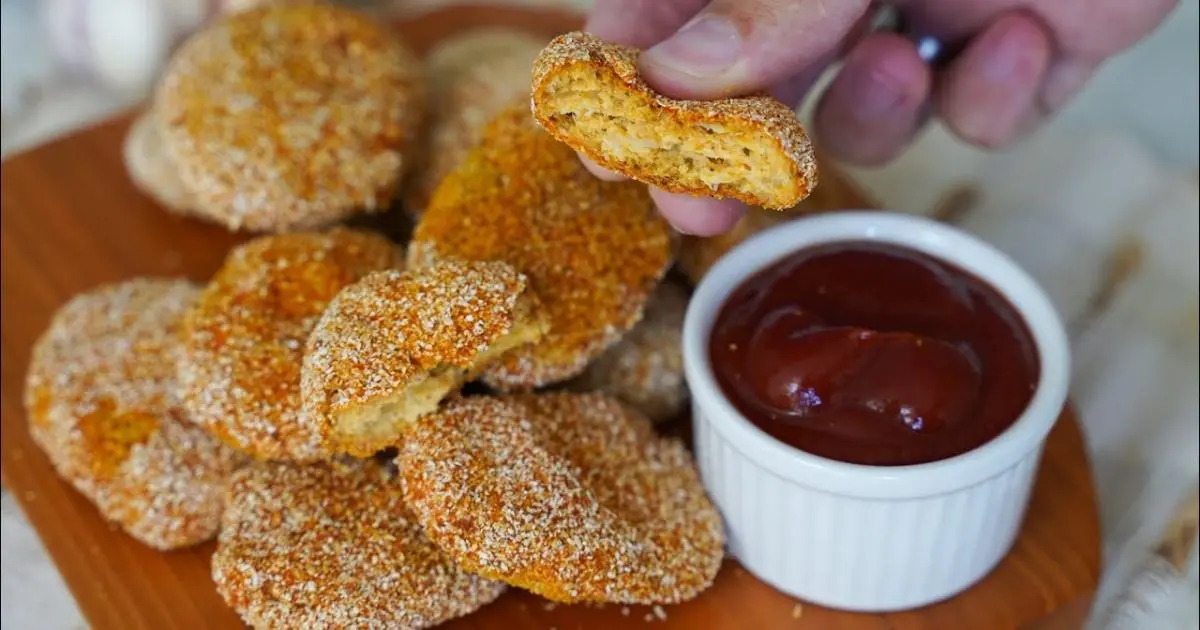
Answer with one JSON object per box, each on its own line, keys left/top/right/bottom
{"left": 214, "top": 459, "right": 505, "bottom": 629}
{"left": 24, "top": 279, "right": 244, "bottom": 549}
{"left": 301, "top": 259, "right": 548, "bottom": 456}
{"left": 570, "top": 280, "right": 689, "bottom": 423}
{"left": 178, "top": 228, "right": 399, "bottom": 461}
{"left": 156, "top": 3, "right": 426, "bottom": 232}
{"left": 410, "top": 102, "right": 673, "bottom": 389}
{"left": 403, "top": 28, "right": 547, "bottom": 217}
{"left": 400, "top": 392, "right": 725, "bottom": 604}
{"left": 531, "top": 31, "right": 817, "bottom": 210}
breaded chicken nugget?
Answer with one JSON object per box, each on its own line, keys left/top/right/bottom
{"left": 214, "top": 459, "right": 505, "bottom": 629}
{"left": 156, "top": 3, "right": 426, "bottom": 232}
{"left": 677, "top": 159, "right": 857, "bottom": 284}
{"left": 400, "top": 392, "right": 725, "bottom": 604}
{"left": 410, "top": 102, "right": 673, "bottom": 389}
{"left": 24, "top": 279, "right": 244, "bottom": 549}
{"left": 570, "top": 280, "right": 689, "bottom": 423}
{"left": 301, "top": 259, "right": 548, "bottom": 457}
{"left": 531, "top": 31, "right": 817, "bottom": 210}
{"left": 403, "top": 28, "right": 547, "bottom": 217}
{"left": 178, "top": 228, "right": 399, "bottom": 461}
{"left": 123, "top": 108, "right": 195, "bottom": 216}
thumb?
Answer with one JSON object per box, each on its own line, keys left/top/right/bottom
{"left": 639, "top": 0, "right": 871, "bottom": 100}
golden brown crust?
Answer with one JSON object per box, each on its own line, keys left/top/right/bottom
{"left": 24, "top": 278, "right": 245, "bottom": 550}
{"left": 410, "top": 101, "right": 673, "bottom": 389}
{"left": 399, "top": 392, "right": 725, "bottom": 604}
{"left": 214, "top": 459, "right": 505, "bottom": 629}
{"left": 570, "top": 280, "right": 689, "bottom": 423}
{"left": 531, "top": 31, "right": 817, "bottom": 210}
{"left": 300, "top": 259, "right": 546, "bottom": 456}
{"left": 403, "top": 29, "right": 547, "bottom": 217}
{"left": 156, "top": 3, "right": 426, "bottom": 232}
{"left": 677, "top": 158, "right": 856, "bottom": 284}
{"left": 178, "top": 228, "right": 400, "bottom": 461}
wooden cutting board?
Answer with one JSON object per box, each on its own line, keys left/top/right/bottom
{"left": 0, "top": 5, "right": 1101, "bottom": 629}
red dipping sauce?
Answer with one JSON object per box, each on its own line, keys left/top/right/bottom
{"left": 710, "top": 242, "right": 1040, "bottom": 466}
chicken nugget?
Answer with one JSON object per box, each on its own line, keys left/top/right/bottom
{"left": 531, "top": 31, "right": 817, "bottom": 210}
{"left": 214, "top": 459, "right": 505, "bottom": 629}
{"left": 400, "top": 392, "right": 725, "bottom": 604}
{"left": 410, "top": 102, "right": 673, "bottom": 389}
{"left": 403, "top": 28, "right": 547, "bottom": 217}
{"left": 570, "top": 280, "right": 689, "bottom": 423}
{"left": 156, "top": 3, "right": 426, "bottom": 232}
{"left": 301, "top": 259, "right": 548, "bottom": 457}
{"left": 24, "top": 279, "right": 244, "bottom": 549}
{"left": 178, "top": 228, "right": 399, "bottom": 461}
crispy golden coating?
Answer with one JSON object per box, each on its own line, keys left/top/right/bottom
{"left": 531, "top": 31, "right": 817, "bottom": 210}
{"left": 24, "top": 279, "right": 245, "bottom": 550}
{"left": 214, "top": 459, "right": 505, "bottom": 629}
{"left": 156, "top": 3, "right": 426, "bottom": 232}
{"left": 178, "top": 228, "right": 400, "bottom": 461}
{"left": 301, "top": 259, "right": 548, "bottom": 457}
{"left": 410, "top": 102, "right": 673, "bottom": 389}
{"left": 123, "top": 108, "right": 195, "bottom": 216}
{"left": 677, "top": 158, "right": 856, "bottom": 284}
{"left": 403, "top": 28, "right": 547, "bottom": 217}
{"left": 400, "top": 392, "right": 725, "bottom": 604}
{"left": 571, "top": 280, "right": 689, "bottom": 423}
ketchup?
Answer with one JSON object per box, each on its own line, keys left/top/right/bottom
{"left": 710, "top": 242, "right": 1039, "bottom": 466}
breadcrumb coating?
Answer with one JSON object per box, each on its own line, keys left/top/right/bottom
{"left": 156, "top": 2, "right": 426, "bottom": 232}
{"left": 410, "top": 101, "right": 673, "bottom": 389}
{"left": 178, "top": 228, "right": 400, "bottom": 461}
{"left": 399, "top": 392, "right": 725, "bottom": 604}
{"left": 214, "top": 459, "right": 505, "bottom": 629}
{"left": 24, "top": 278, "right": 245, "bottom": 549}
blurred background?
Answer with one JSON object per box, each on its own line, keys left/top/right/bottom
{"left": 1, "top": 1, "right": 1197, "bottom": 629}
{"left": 2, "top": 0, "right": 1196, "bottom": 164}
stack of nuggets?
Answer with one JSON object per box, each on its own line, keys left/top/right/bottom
{"left": 39, "top": 10, "right": 831, "bottom": 628}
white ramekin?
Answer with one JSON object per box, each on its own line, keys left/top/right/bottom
{"left": 683, "top": 211, "right": 1071, "bottom": 612}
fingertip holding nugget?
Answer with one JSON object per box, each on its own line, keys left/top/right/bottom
{"left": 301, "top": 259, "right": 548, "bottom": 457}
{"left": 677, "top": 158, "right": 857, "bottom": 284}
{"left": 399, "top": 392, "right": 725, "bottom": 605}
{"left": 214, "top": 459, "right": 505, "bottom": 629}
{"left": 156, "top": 2, "right": 426, "bottom": 232}
{"left": 24, "top": 278, "right": 245, "bottom": 550}
{"left": 531, "top": 31, "right": 818, "bottom": 210}
{"left": 178, "top": 228, "right": 400, "bottom": 461}
{"left": 411, "top": 101, "right": 673, "bottom": 389}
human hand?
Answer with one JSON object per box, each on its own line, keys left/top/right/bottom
{"left": 582, "top": 0, "right": 1179, "bottom": 235}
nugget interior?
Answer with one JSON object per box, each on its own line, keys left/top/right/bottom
{"left": 539, "top": 66, "right": 800, "bottom": 206}
{"left": 330, "top": 296, "right": 546, "bottom": 452}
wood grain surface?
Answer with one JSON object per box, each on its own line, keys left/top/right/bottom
{"left": 0, "top": 5, "right": 1102, "bottom": 629}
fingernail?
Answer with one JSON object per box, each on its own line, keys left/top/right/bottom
{"left": 643, "top": 16, "right": 743, "bottom": 76}
{"left": 671, "top": 222, "right": 698, "bottom": 236}
{"left": 848, "top": 68, "right": 908, "bottom": 119}
{"left": 981, "top": 27, "right": 1033, "bottom": 83}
